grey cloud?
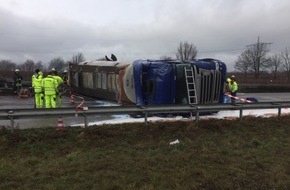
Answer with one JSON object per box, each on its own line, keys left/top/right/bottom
{"left": 0, "top": 0, "right": 290, "bottom": 70}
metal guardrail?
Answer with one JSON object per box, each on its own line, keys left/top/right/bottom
{"left": 1, "top": 101, "right": 290, "bottom": 131}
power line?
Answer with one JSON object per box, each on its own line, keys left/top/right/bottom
{"left": 246, "top": 36, "right": 273, "bottom": 47}
{"left": 199, "top": 48, "right": 247, "bottom": 54}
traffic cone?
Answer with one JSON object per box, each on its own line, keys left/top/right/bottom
{"left": 56, "top": 117, "right": 64, "bottom": 131}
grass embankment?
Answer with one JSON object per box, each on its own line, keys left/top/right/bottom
{"left": 0, "top": 116, "right": 290, "bottom": 190}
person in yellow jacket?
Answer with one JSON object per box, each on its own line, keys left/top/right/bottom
{"left": 226, "top": 75, "right": 238, "bottom": 104}
{"left": 32, "top": 69, "right": 44, "bottom": 108}
{"left": 52, "top": 69, "right": 64, "bottom": 107}
{"left": 42, "top": 72, "right": 58, "bottom": 108}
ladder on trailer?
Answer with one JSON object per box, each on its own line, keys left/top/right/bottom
{"left": 184, "top": 67, "right": 197, "bottom": 104}
{"left": 184, "top": 67, "right": 198, "bottom": 104}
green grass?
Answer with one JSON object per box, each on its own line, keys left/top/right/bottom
{"left": 0, "top": 116, "right": 290, "bottom": 190}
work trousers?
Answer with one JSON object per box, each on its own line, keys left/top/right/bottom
{"left": 13, "top": 83, "right": 22, "bottom": 94}
{"left": 34, "top": 92, "right": 44, "bottom": 108}
{"left": 45, "top": 94, "right": 56, "bottom": 108}
{"left": 230, "top": 91, "right": 237, "bottom": 104}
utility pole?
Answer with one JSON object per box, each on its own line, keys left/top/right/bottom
{"left": 245, "top": 36, "right": 272, "bottom": 78}
{"left": 246, "top": 36, "right": 272, "bottom": 48}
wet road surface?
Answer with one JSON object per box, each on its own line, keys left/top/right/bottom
{"left": 1, "top": 92, "right": 290, "bottom": 129}
{"left": 0, "top": 94, "right": 116, "bottom": 129}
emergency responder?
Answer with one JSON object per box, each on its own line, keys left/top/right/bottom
{"left": 52, "top": 69, "right": 64, "bottom": 107}
{"left": 227, "top": 75, "right": 238, "bottom": 104}
{"left": 61, "top": 69, "right": 69, "bottom": 95}
{"left": 32, "top": 68, "right": 40, "bottom": 81}
{"left": 13, "top": 69, "right": 24, "bottom": 94}
{"left": 62, "top": 69, "right": 68, "bottom": 84}
{"left": 42, "top": 71, "right": 58, "bottom": 108}
{"left": 32, "top": 69, "right": 44, "bottom": 108}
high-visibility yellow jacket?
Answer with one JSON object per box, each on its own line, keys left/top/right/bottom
{"left": 32, "top": 72, "right": 43, "bottom": 93}
{"left": 52, "top": 75, "right": 64, "bottom": 88}
{"left": 42, "top": 75, "right": 57, "bottom": 95}
{"left": 228, "top": 80, "right": 238, "bottom": 93}
{"left": 32, "top": 74, "right": 37, "bottom": 85}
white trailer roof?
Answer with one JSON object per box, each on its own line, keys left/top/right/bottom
{"left": 78, "top": 60, "right": 130, "bottom": 67}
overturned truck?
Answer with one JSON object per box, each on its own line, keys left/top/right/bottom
{"left": 69, "top": 58, "right": 227, "bottom": 107}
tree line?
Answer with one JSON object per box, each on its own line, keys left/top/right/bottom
{"left": 0, "top": 42, "right": 198, "bottom": 73}
{"left": 1, "top": 39, "right": 288, "bottom": 81}
{"left": 0, "top": 53, "right": 86, "bottom": 73}
{"left": 235, "top": 37, "right": 290, "bottom": 81}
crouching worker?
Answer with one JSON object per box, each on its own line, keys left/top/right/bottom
{"left": 227, "top": 75, "right": 238, "bottom": 104}
{"left": 42, "top": 72, "right": 58, "bottom": 108}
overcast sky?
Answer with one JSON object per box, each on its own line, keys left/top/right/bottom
{"left": 1, "top": 0, "right": 290, "bottom": 71}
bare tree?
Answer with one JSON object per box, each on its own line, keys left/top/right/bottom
{"left": 281, "top": 48, "right": 290, "bottom": 81}
{"left": 236, "top": 37, "right": 271, "bottom": 78}
{"left": 0, "top": 60, "right": 16, "bottom": 71}
{"left": 34, "top": 61, "right": 44, "bottom": 71}
{"left": 268, "top": 54, "right": 282, "bottom": 80}
{"left": 48, "top": 57, "right": 66, "bottom": 72}
{"left": 235, "top": 49, "right": 252, "bottom": 76}
{"left": 71, "top": 52, "right": 85, "bottom": 64}
{"left": 176, "top": 42, "right": 197, "bottom": 61}
{"left": 20, "top": 59, "right": 35, "bottom": 72}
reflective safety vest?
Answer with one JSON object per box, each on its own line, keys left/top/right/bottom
{"left": 52, "top": 75, "right": 64, "bottom": 88}
{"left": 228, "top": 80, "right": 238, "bottom": 93}
{"left": 32, "top": 73, "right": 38, "bottom": 84}
{"left": 42, "top": 75, "right": 57, "bottom": 95}
{"left": 32, "top": 72, "right": 43, "bottom": 93}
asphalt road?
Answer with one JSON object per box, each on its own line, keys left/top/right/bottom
{"left": 238, "top": 92, "right": 290, "bottom": 102}
{"left": 1, "top": 92, "right": 290, "bottom": 129}
{"left": 0, "top": 94, "right": 116, "bottom": 129}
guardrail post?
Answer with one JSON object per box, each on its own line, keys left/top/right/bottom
{"left": 140, "top": 106, "right": 148, "bottom": 126}
{"left": 278, "top": 107, "right": 281, "bottom": 117}
{"left": 144, "top": 112, "right": 148, "bottom": 126}
{"left": 239, "top": 109, "right": 243, "bottom": 121}
{"left": 195, "top": 107, "right": 200, "bottom": 123}
{"left": 8, "top": 111, "right": 14, "bottom": 133}
{"left": 83, "top": 107, "right": 88, "bottom": 128}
